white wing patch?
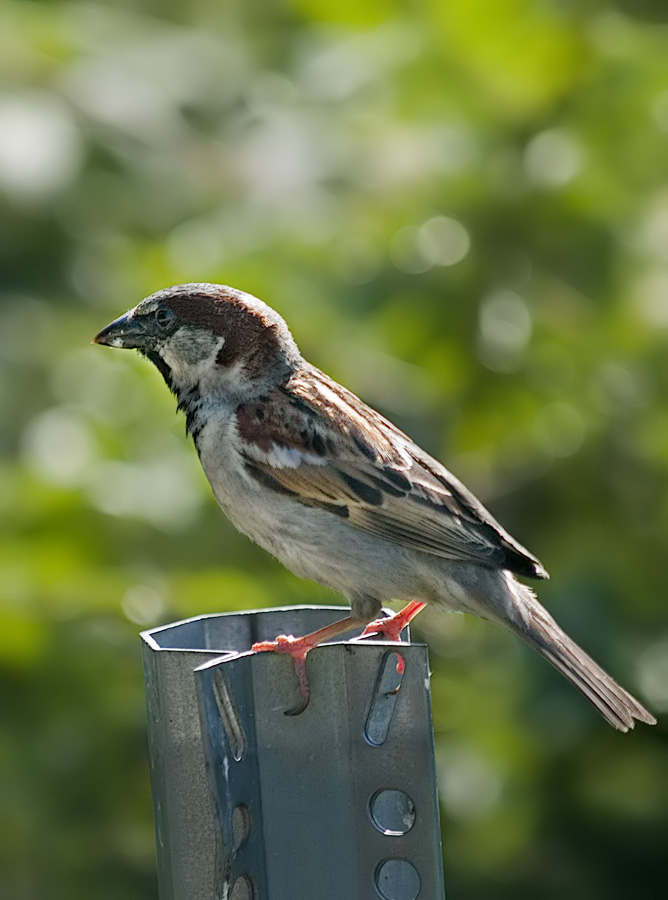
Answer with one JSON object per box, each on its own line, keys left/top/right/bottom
{"left": 258, "top": 443, "right": 328, "bottom": 469}
{"left": 239, "top": 430, "right": 330, "bottom": 469}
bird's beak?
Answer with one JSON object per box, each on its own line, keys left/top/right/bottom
{"left": 92, "top": 311, "right": 149, "bottom": 349}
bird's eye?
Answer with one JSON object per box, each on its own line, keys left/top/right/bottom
{"left": 155, "top": 308, "right": 174, "bottom": 328}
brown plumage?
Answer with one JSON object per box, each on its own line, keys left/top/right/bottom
{"left": 93, "top": 282, "right": 656, "bottom": 729}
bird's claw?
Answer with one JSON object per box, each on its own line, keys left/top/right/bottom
{"left": 252, "top": 634, "right": 312, "bottom": 716}
{"left": 359, "top": 616, "right": 406, "bottom": 643}
{"left": 357, "top": 601, "right": 428, "bottom": 643}
{"left": 283, "top": 684, "right": 311, "bottom": 716}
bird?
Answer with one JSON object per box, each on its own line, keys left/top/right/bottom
{"left": 93, "top": 282, "right": 656, "bottom": 730}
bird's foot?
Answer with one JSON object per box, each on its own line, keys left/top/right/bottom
{"left": 252, "top": 633, "right": 312, "bottom": 715}
{"left": 358, "top": 600, "right": 428, "bottom": 671}
{"left": 358, "top": 601, "right": 427, "bottom": 675}
{"left": 252, "top": 614, "right": 364, "bottom": 716}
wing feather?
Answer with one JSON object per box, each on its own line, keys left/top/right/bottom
{"left": 235, "top": 365, "right": 548, "bottom": 580}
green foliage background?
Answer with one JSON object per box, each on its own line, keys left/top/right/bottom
{"left": 2, "top": 1, "right": 668, "bottom": 898}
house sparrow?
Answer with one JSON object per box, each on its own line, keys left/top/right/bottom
{"left": 94, "top": 282, "right": 655, "bottom": 730}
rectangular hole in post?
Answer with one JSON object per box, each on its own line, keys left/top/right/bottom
{"left": 365, "top": 650, "right": 404, "bottom": 746}
{"left": 212, "top": 669, "right": 246, "bottom": 761}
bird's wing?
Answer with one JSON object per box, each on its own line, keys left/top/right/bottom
{"left": 235, "top": 365, "right": 548, "bottom": 580}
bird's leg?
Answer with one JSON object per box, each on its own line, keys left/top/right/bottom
{"left": 252, "top": 615, "right": 370, "bottom": 715}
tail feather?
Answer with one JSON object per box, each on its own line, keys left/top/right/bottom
{"left": 510, "top": 588, "right": 656, "bottom": 732}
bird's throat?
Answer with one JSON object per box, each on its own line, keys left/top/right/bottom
{"left": 176, "top": 383, "right": 205, "bottom": 443}
{"left": 142, "top": 349, "right": 175, "bottom": 392}
{"left": 142, "top": 349, "right": 205, "bottom": 445}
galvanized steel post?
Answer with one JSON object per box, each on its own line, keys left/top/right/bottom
{"left": 141, "top": 606, "right": 446, "bottom": 900}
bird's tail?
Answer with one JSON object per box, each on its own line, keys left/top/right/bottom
{"left": 505, "top": 580, "right": 656, "bottom": 732}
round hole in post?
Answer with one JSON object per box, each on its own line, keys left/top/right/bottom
{"left": 375, "top": 859, "right": 420, "bottom": 900}
{"left": 370, "top": 790, "right": 416, "bottom": 835}
{"left": 230, "top": 874, "right": 254, "bottom": 900}
{"left": 232, "top": 804, "right": 251, "bottom": 851}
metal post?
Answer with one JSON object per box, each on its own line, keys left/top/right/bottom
{"left": 141, "top": 606, "right": 445, "bottom": 900}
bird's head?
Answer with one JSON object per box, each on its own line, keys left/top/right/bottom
{"left": 93, "top": 283, "right": 302, "bottom": 402}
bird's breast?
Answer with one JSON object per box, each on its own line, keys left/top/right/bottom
{"left": 196, "top": 416, "right": 317, "bottom": 564}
